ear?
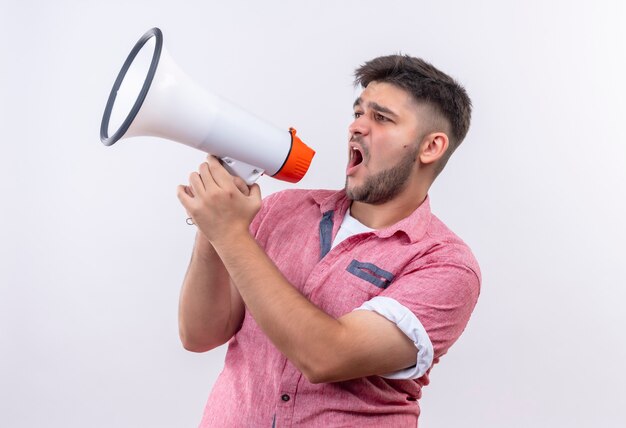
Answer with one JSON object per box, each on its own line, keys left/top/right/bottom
{"left": 419, "top": 132, "right": 449, "bottom": 165}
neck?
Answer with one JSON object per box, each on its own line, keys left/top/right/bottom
{"left": 349, "top": 183, "right": 429, "bottom": 229}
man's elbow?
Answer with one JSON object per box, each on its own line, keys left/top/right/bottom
{"left": 302, "top": 370, "right": 332, "bottom": 385}
{"left": 180, "top": 339, "right": 213, "bottom": 353}
{"left": 300, "top": 359, "right": 348, "bottom": 384}
{"left": 179, "top": 328, "right": 223, "bottom": 353}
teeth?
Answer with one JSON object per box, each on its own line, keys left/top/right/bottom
{"left": 350, "top": 146, "right": 358, "bottom": 162}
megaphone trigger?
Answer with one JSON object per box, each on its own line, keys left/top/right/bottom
{"left": 219, "top": 157, "right": 264, "bottom": 185}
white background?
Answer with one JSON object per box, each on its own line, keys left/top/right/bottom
{"left": 1, "top": 1, "right": 625, "bottom": 427}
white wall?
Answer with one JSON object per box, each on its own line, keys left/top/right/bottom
{"left": 1, "top": 1, "right": 624, "bottom": 427}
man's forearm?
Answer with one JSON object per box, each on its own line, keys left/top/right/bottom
{"left": 211, "top": 230, "right": 349, "bottom": 381}
{"left": 178, "top": 232, "right": 244, "bottom": 352}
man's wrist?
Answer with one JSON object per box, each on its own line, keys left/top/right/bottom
{"left": 209, "top": 227, "right": 253, "bottom": 251}
{"left": 193, "top": 231, "right": 219, "bottom": 262}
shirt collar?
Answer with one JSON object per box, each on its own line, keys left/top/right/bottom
{"left": 312, "top": 190, "right": 432, "bottom": 244}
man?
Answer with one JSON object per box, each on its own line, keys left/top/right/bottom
{"left": 177, "top": 55, "right": 480, "bottom": 427}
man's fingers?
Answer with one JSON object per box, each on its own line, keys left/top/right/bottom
{"left": 232, "top": 176, "right": 251, "bottom": 196}
{"left": 249, "top": 183, "right": 261, "bottom": 200}
{"left": 200, "top": 160, "right": 222, "bottom": 192}
{"left": 176, "top": 184, "right": 193, "bottom": 206}
{"left": 206, "top": 156, "right": 235, "bottom": 189}
{"left": 177, "top": 185, "right": 197, "bottom": 224}
{"left": 189, "top": 171, "right": 205, "bottom": 196}
{"left": 183, "top": 184, "right": 195, "bottom": 198}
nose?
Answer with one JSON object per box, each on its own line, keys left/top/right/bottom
{"left": 349, "top": 114, "right": 370, "bottom": 137}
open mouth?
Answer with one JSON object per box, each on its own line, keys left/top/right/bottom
{"left": 348, "top": 145, "right": 364, "bottom": 170}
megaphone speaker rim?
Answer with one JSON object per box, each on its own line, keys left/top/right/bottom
{"left": 100, "top": 27, "right": 163, "bottom": 146}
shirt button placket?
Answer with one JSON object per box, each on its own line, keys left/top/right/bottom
{"left": 276, "top": 391, "right": 295, "bottom": 427}
{"left": 277, "top": 352, "right": 301, "bottom": 425}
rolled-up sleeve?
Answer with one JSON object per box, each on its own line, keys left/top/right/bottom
{"left": 356, "top": 259, "right": 480, "bottom": 380}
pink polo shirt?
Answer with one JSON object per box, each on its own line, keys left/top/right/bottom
{"left": 200, "top": 189, "right": 480, "bottom": 427}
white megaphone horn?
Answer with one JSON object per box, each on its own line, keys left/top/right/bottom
{"left": 100, "top": 27, "right": 315, "bottom": 184}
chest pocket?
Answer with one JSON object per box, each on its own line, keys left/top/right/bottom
{"left": 346, "top": 260, "right": 395, "bottom": 289}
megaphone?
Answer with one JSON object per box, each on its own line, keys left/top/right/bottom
{"left": 100, "top": 27, "right": 315, "bottom": 184}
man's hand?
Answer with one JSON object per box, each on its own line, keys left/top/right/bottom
{"left": 177, "top": 156, "right": 262, "bottom": 244}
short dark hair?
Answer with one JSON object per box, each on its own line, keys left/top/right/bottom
{"left": 354, "top": 55, "right": 472, "bottom": 174}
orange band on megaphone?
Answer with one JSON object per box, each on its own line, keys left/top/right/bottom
{"left": 272, "top": 128, "right": 315, "bottom": 183}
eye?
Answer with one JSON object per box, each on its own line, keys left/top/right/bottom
{"left": 353, "top": 111, "right": 363, "bottom": 119}
{"left": 374, "top": 112, "right": 390, "bottom": 122}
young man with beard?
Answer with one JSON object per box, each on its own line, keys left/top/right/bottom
{"left": 176, "top": 55, "right": 480, "bottom": 427}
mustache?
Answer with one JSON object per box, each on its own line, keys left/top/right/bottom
{"left": 350, "top": 134, "right": 363, "bottom": 144}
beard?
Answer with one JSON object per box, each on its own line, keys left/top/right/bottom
{"left": 345, "top": 146, "right": 418, "bottom": 205}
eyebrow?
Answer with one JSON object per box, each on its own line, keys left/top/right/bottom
{"left": 353, "top": 97, "right": 399, "bottom": 118}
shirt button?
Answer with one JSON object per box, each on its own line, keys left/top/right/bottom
{"left": 281, "top": 394, "right": 290, "bottom": 402}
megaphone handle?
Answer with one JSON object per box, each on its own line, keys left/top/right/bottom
{"left": 219, "top": 156, "right": 265, "bottom": 185}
